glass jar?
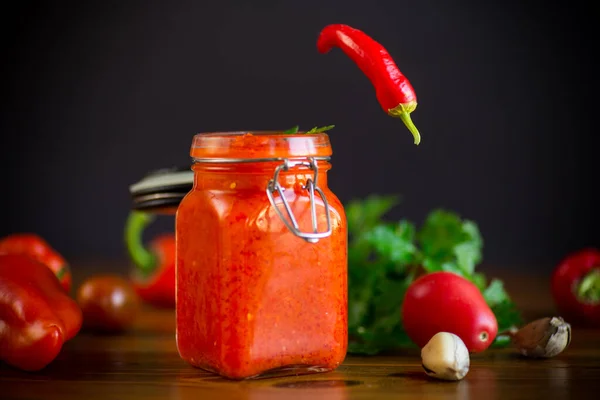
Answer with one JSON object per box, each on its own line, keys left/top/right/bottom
{"left": 175, "top": 131, "right": 348, "bottom": 380}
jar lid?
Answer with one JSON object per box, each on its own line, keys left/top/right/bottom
{"left": 190, "top": 131, "right": 333, "bottom": 160}
{"left": 129, "top": 166, "right": 193, "bottom": 211}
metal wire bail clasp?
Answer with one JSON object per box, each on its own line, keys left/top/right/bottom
{"left": 266, "top": 157, "right": 332, "bottom": 243}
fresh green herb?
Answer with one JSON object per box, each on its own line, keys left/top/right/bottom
{"left": 282, "top": 125, "right": 335, "bottom": 134}
{"left": 346, "top": 195, "right": 523, "bottom": 354}
{"left": 283, "top": 125, "right": 300, "bottom": 134}
{"left": 306, "top": 125, "right": 335, "bottom": 133}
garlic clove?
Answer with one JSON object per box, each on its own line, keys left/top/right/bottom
{"left": 421, "top": 332, "right": 470, "bottom": 381}
{"left": 509, "top": 316, "right": 571, "bottom": 358}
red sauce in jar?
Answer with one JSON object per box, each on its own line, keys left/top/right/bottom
{"left": 175, "top": 131, "right": 347, "bottom": 379}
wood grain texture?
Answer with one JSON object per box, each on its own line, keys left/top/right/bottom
{"left": 2, "top": 266, "right": 600, "bottom": 399}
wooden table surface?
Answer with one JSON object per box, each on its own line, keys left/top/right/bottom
{"left": 2, "top": 266, "right": 600, "bottom": 399}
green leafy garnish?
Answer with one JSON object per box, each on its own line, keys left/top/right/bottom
{"left": 346, "top": 195, "right": 522, "bottom": 354}
{"left": 283, "top": 125, "right": 300, "bottom": 134}
{"left": 306, "top": 125, "right": 335, "bottom": 133}
{"left": 283, "top": 125, "right": 335, "bottom": 134}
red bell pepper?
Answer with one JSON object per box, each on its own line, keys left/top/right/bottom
{"left": 125, "top": 211, "right": 175, "bottom": 308}
{"left": 551, "top": 248, "right": 600, "bottom": 328}
{"left": 0, "top": 254, "right": 82, "bottom": 371}
{"left": 0, "top": 233, "right": 72, "bottom": 293}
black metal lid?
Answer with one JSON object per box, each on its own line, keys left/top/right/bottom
{"left": 129, "top": 166, "right": 193, "bottom": 211}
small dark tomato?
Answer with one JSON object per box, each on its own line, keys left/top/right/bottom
{"left": 76, "top": 274, "right": 141, "bottom": 333}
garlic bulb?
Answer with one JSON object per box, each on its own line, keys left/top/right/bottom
{"left": 509, "top": 316, "right": 571, "bottom": 358}
{"left": 421, "top": 332, "right": 470, "bottom": 381}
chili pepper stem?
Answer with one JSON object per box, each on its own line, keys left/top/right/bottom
{"left": 576, "top": 268, "right": 600, "bottom": 303}
{"left": 387, "top": 102, "right": 421, "bottom": 145}
{"left": 124, "top": 211, "right": 157, "bottom": 274}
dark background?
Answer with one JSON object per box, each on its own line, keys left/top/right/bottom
{"left": 1, "top": 0, "right": 597, "bottom": 272}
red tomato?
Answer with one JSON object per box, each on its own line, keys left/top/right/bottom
{"left": 401, "top": 271, "right": 498, "bottom": 353}
{"left": 76, "top": 275, "right": 141, "bottom": 332}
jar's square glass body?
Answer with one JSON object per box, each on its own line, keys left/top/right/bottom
{"left": 175, "top": 131, "right": 348, "bottom": 380}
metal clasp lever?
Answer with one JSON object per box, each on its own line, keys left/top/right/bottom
{"left": 266, "top": 157, "right": 332, "bottom": 243}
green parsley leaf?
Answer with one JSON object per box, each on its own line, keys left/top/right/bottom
{"left": 491, "top": 299, "right": 523, "bottom": 333}
{"left": 363, "top": 223, "right": 418, "bottom": 267}
{"left": 472, "top": 272, "right": 488, "bottom": 291}
{"left": 282, "top": 125, "right": 335, "bottom": 134}
{"left": 346, "top": 194, "right": 400, "bottom": 236}
{"left": 283, "top": 125, "right": 299, "bottom": 134}
{"left": 454, "top": 241, "right": 480, "bottom": 275}
{"left": 483, "top": 279, "right": 509, "bottom": 307}
{"left": 306, "top": 125, "right": 335, "bottom": 133}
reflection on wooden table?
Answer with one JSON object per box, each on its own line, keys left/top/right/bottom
{"left": 1, "top": 266, "right": 600, "bottom": 399}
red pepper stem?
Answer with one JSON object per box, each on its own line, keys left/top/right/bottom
{"left": 388, "top": 103, "right": 421, "bottom": 145}
{"left": 576, "top": 268, "right": 600, "bottom": 303}
{"left": 124, "top": 211, "right": 157, "bottom": 274}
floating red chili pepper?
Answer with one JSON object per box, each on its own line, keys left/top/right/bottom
{"left": 317, "top": 24, "right": 421, "bottom": 145}
{"left": 551, "top": 248, "right": 600, "bottom": 328}
{"left": 0, "top": 233, "right": 71, "bottom": 293}
{"left": 0, "top": 254, "right": 82, "bottom": 371}
{"left": 124, "top": 211, "right": 175, "bottom": 308}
